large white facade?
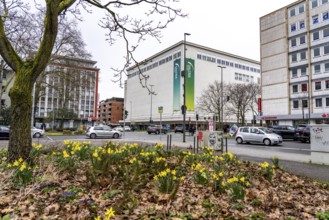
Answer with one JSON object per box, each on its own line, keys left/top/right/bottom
{"left": 260, "top": 0, "right": 329, "bottom": 126}
{"left": 125, "top": 42, "right": 260, "bottom": 126}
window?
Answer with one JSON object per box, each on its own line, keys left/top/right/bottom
{"left": 300, "top": 20, "right": 305, "bottom": 29}
{"left": 241, "top": 127, "right": 249, "bottom": 133}
{"left": 291, "top": 24, "right": 296, "bottom": 32}
{"left": 292, "top": 54, "right": 297, "bottom": 62}
{"left": 315, "top": 81, "right": 322, "bottom": 90}
{"left": 326, "top": 98, "right": 329, "bottom": 106}
{"left": 299, "top": 5, "right": 305, "bottom": 13}
{"left": 292, "top": 69, "right": 298, "bottom": 78}
{"left": 324, "top": 28, "right": 329, "bottom": 38}
{"left": 291, "top": 39, "right": 297, "bottom": 47}
{"left": 312, "top": 0, "right": 318, "bottom": 8}
{"left": 301, "top": 51, "right": 306, "bottom": 60}
{"left": 293, "top": 85, "right": 298, "bottom": 93}
{"left": 316, "top": 98, "right": 323, "bottom": 107}
{"left": 326, "top": 63, "right": 329, "bottom": 72}
{"left": 324, "top": 12, "right": 329, "bottom": 21}
{"left": 302, "top": 83, "right": 308, "bottom": 92}
{"left": 293, "top": 100, "right": 299, "bottom": 109}
{"left": 301, "top": 66, "right": 307, "bottom": 75}
{"left": 315, "top": 64, "right": 321, "bottom": 73}
{"left": 313, "top": 15, "right": 319, "bottom": 24}
{"left": 325, "top": 45, "right": 329, "bottom": 55}
{"left": 290, "top": 8, "right": 296, "bottom": 17}
{"left": 326, "top": 80, "right": 329, "bottom": 89}
{"left": 313, "top": 31, "right": 320, "bottom": 40}
{"left": 314, "top": 47, "right": 320, "bottom": 57}
{"left": 300, "top": 36, "right": 306, "bottom": 44}
{"left": 323, "top": 0, "right": 329, "bottom": 4}
{"left": 235, "top": 72, "right": 238, "bottom": 80}
{"left": 302, "top": 100, "right": 308, "bottom": 108}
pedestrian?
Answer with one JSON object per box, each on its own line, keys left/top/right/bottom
{"left": 41, "top": 122, "right": 46, "bottom": 131}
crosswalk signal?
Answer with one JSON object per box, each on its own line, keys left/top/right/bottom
{"left": 124, "top": 110, "right": 128, "bottom": 119}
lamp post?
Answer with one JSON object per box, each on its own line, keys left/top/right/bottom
{"left": 149, "top": 84, "right": 154, "bottom": 123}
{"left": 218, "top": 65, "right": 226, "bottom": 130}
{"left": 183, "top": 33, "right": 191, "bottom": 143}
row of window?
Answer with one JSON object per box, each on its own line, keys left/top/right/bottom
{"left": 234, "top": 72, "right": 255, "bottom": 82}
{"left": 196, "top": 53, "right": 260, "bottom": 73}
{"left": 128, "top": 51, "right": 182, "bottom": 79}
{"left": 289, "top": 3, "right": 305, "bottom": 17}
{"left": 292, "top": 79, "right": 329, "bottom": 93}
{"left": 292, "top": 97, "right": 329, "bottom": 108}
{"left": 290, "top": 11, "right": 329, "bottom": 33}
{"left": 291, "top": 44, "right": 329, "bottom": 63}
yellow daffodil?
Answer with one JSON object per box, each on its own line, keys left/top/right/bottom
{"left": 105, "top": 207, "right": 115, "bottom": 220}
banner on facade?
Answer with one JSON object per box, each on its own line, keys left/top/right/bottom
{"left": 185, "top": 58, "right": 195, "bottom": 111}
{"left": 173, "top": 59, "right": 181, "bottom": 111}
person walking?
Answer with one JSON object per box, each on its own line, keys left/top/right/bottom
{"left": 41, "top": 122, "right": 46, "bottom": 131}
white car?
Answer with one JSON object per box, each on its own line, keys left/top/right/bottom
{"left": 124, "top": 126, "right": 132, "bottom": 131}
{"left": 113, "top": 126, "right": 124, "bottom": 132}
{"left": 32, "top": 127, "right": 45, "bottom": 138}
{"left": 235, "top": 127, "right": 283, "bottom": 146}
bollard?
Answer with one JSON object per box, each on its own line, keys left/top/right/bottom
{"left": 169, "top": 134, "right": 172, "bottom": 150}
{"left": 193, "top": 136, "right": 196, "bottom": 153}
{"left": 166, "top": 135, "right": 169, "bottom": 151}
{"left": 225, "top": 137, "right": 228, "bottom": 152}
{"left": 197, "top": 135, "right": 199, "bottom": 154}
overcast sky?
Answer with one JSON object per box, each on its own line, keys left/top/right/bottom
{"left": 79, "top": 0, "right": 297, "bottom": 101}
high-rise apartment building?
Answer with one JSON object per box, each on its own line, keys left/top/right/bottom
{"left": 97, "top": 97, "right": 124, "bottom": 125}
{"left": 35, "top": 56, "right": 99, "bottom": 128}
{"left": 260, "top": 0, "right": 329, "bottom": 126}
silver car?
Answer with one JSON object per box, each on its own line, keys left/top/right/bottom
{"left": 235, "top": 127, "right": 283, "bottom": 146}
{"left": 32, "top": 127, "right": 45, "bottom": 138}
{"left": 86, "top": 125, "right": 122, "bottom": 139}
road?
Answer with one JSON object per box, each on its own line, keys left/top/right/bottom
{"left": 0, "top": 131, "right": 311, "bottom": 160}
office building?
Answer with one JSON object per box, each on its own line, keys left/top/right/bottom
{"left": 260, "top": 0, "right": 329, "bottom": 125}
{"left": 125, "top": 41, "right": 260, "bottom": 127}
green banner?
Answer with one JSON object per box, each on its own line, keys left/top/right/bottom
{"left": 173, "top": 59, "right": 181, "bottom": 111}
{"left": 185, "top": 58, "right": 195, "bottom": 111}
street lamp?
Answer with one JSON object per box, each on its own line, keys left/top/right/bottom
{"left": 149, "top": 84, "right": 154, "bottom": 123}
{"left": 218, "top": 65, "right": 226, "bottom": 130}
{"left": 183, "top": 33, "right": 191, "bottom": 143}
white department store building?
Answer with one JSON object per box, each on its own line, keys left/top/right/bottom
{"left": 125, "top": 41, "right": 260, "bottom": 127}
{"left": 260, "top": 0, "right": 329, "bottom": 126}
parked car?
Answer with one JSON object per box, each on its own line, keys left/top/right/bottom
{"left": 174, "top": 125, "right": 185, "bottom": 133}
{"left": 113, "top": 126, "right": 123, "bottom": 132}
{"left": 124, "top": 126, "right": 132, "bottom": 131}
{"left": 0, "top": 125, "right": 10, "bottom": 140}
{"left": 295, "top": 125, "right": 311, "bottom": 143}
{"left": 86, "top": 125, "right": 122, "bottom": 139}
{"left": 235, "top": 127, "right": 283, "bottom": 146}
{"left": 32, "top": 127, "right": 45, "bottom": 138}
{"left": 269, "top": 125, "right": 298, "bottom": 140}
{"left": 147, "top": 125, "right": 168, "bottom": 134}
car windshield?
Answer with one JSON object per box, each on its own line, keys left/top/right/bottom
{"left": 258, "top": 127, "right": 273, "bottom": 134}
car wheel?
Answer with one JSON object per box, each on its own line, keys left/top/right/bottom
{"left": 90, "top": 133, "right": 97, "bottom": 139}
{"left": 236, "top": 137, "right": 243, "bottom": 144}
{"left": 148, "top": 132, "right": 151, "bottom": 134}
{"left": 175, "top": 131, "right": 177, "bottom": 133}
{"left": 156, "top": 130, "right": 160, "bottom": 135}
{"left": 263, "top": 139, "right": 271, "bottom": 146}
{"left": 113, "top": 133, "right": 119, "bottom": 139}
{"left": 34, "top": 132, "right": 41, "bottom": 138}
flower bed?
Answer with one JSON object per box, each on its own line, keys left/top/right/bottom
{"left": 0, "top": 141, "right": 328, "bottom": 219}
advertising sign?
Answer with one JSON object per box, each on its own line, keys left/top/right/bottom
{"left": 173, "top": 59, "right": 181, "bottom": 111}
{"left": 185, "top": 58, "right": 195, "bottom": 111}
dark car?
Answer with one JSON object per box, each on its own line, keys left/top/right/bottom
{"left": 296, "top": 125, "right": 311, "bottom": 143}
{"left": 0, "top": 125, "right": 10, "bottom": 140}
{"left": 269, "top": 125, "right": 298, "bottom": 140}
{"left": 147, "top": 125, "right": 168, "bottom": 134}
{"left": 174, "top": 125, "right": 185, "bottom": 133}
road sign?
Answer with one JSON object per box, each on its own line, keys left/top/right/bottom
{"left": 158, "top": 106, "right": 163, "bottom": 114}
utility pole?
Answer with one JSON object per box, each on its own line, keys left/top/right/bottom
{"left": 218, "top": 65, "right": 226, "bottom": 129}
{"left": 149, "top": 84, "right": 154, "bottom": 123}
{"left": 182, "top": 33, "right": 191, "bottom": 142}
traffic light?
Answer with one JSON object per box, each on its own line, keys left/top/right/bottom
{"left": 227, "top": 96, "right": 230, "bottom": 101}
{"left": 196, "top": 113, "right": 199, "bottom": 121}
{"left": 124, "top": 110, "right": 128, "bottom": 119}
{"left": 181, "top": 105, "right": 186, "bottom": 115}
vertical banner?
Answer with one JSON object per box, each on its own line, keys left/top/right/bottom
{"left": 186, "top": 58, "right": 195, "bottom": 111}
{"left": 173, "top": 59, "right": 181, "bottom": 111}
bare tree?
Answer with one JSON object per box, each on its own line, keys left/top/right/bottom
{"left": 226, "top": 83, "right": 260, "bottom": 125}
{"left": 0, "top": 0, "right": 185, "bottom": 162}
{"left": 196, "top": 81, "right": 228, "bottom": 127}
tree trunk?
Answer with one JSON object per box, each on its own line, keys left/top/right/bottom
{"left": 8, "top": 69, "right": 33, "bottom": 162}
